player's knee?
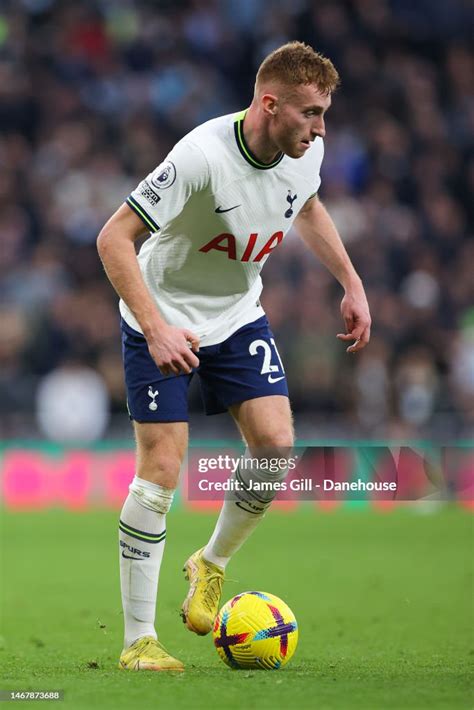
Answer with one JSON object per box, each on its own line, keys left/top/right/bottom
{"left": 137, "top": 450, "right": 182, "bottom": 489}
{"left": 154, "top": 454, "right": 182, "bottom": 486}
{"left": 249, "top": 430, "right": 294, "bottom": 461}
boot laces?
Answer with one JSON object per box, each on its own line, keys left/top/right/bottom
{"left": 139, "top": 637, "right": 165, "bottom": 656}
{"left": 201, "top": 568, "right": 224, "bottom": 612}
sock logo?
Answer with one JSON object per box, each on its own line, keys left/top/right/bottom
{"left": 147, "top": 386, "right": 159, "bottom": 411}
{"left": 120, "top": 540, "right": 151, "bottom": 560}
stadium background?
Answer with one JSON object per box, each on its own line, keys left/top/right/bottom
{"left": 0, "top": 1, "right": 472, "bottom": 708}
{"left": 0, "top": 0, "right": 472, "bottom": 442}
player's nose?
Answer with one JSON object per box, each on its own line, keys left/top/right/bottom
{"left": 311, "top": 116, "right": 325, "bottom": 138}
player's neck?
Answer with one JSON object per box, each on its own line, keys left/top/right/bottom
{"left": 242, "top": 106, "right": 282, "bottom": 165}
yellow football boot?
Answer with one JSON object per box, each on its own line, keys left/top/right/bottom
{"left": 181, "top": 548, "right": 224, "bottom": 635}
{"left": 118, "top": 636, "right": 184, "bottom": 671}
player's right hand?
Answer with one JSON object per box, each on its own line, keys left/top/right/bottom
{"left": 146, "top": 325, "right": 200, "bottom": 376}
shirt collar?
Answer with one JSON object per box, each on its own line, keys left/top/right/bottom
{"left": 233, "top": 109, "right": 284, "bottom": 170}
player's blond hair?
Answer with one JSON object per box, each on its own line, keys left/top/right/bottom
{"left": 256, "top": 41, "right": 340, "bottom": 96}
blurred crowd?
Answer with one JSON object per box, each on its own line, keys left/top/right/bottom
{"left": 0, "top": 0, "right": 472, "bottom": 441}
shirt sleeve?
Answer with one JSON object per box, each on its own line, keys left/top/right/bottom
{"left": 125, "top": 140, "right": 209, "bottom": 233}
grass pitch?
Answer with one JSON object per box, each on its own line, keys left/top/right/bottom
{"left": 1, "top": 505, "right": 472, "bottom": 709}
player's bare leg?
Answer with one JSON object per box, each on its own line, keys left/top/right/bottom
{"left": 119, "top": 421, "right": 187, "bottom": 671}
{"left": 182, "top": 395, "right": 293, "bottom": 635}
{"left": 229, "top": 395, "right": 294, "bottom": 455}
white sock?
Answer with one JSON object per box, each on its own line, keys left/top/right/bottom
{"left": 119, "top": 477, "right": 173, "bottom": 648}
{"left": 203, "top": 499, "right": 263, "bottom": 569}
{"left": 203, "top": 455, "right": 289, "bottom": 569}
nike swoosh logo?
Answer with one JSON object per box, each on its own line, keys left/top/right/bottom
{"left": 215, "top": 205, "right": 241, "bottom": 213}
{"left": 268, "top": 375, "right": 285, "bottom": 384}
{"left": 121, "top": 552, "right": 144, "bottom": 561}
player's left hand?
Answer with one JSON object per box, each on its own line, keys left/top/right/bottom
{"left": 337, "top": 285, "right": 371, "bottom": 353}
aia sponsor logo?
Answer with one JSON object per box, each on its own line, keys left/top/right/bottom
{"left": 199, "top": 231, "right": 284, "bottom": 262}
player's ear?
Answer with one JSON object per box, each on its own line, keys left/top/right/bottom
{"left": 261, "top": 93, "right": 278, "bottom": 116}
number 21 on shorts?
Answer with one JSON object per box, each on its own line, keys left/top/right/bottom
{"left": 249, "top": 338, "right": 285, "bottom": 384}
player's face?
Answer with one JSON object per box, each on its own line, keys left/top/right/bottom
{"left": 272, "top": 84, "right": 331, "bottom": 158}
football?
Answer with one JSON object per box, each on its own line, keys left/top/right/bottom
{"left": 213, "top": 591, "right": 298, "bottom": 670}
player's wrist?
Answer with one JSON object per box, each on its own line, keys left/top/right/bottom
{"left": 140, "top": 314, "right": 170, "bottom": 340}
{"left": 342, "top": 273, "right": 363, "bottom": 295}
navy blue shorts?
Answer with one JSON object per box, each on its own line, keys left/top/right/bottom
{"left": 121, "top": 316, "right": 289, "bottom": 422}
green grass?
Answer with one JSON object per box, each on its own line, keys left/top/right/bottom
{"left": 0, "top": 506, "right": 472, "bottom": 709}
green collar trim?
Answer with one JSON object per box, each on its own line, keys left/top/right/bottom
{"left": 233, "top": 109, "right": 284, "bottom": 170}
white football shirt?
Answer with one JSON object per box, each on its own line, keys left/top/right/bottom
{"left": 120, "top": 109, "right": 324, "bottom": 346}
